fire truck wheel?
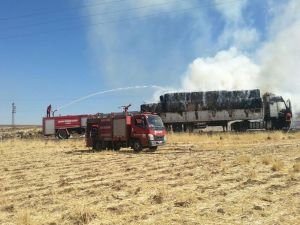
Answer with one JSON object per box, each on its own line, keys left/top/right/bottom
{"left": 95, "top": 141, "right": 102, "bottom": 151}
{"left": 133, "top": 140, "right": 142, "bottom": 152}
{"left": 92, "top": 141, "right": 97, "bottom": 150}
{"left": 149, "top": 146, "right": 158, "bottom": 151}
{"left": 113, "top": 143, "right": 121, "bottom": 151}
{"left": 57, "top": 129, "right": 69, "bottom": 139}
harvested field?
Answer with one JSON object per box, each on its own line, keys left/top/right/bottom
{"left": 0, "top": 132, "right": 299, "bottom": 225}
{"left": 0, "top": 126, "right": 42, "bottom": 140}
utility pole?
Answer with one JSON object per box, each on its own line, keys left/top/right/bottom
{"left": 12, "top": 102, "right": 16, "bottom": 128}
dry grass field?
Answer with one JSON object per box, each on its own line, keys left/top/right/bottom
{"left": 0, "top": 131, "right": 299, "bottom": 225}
{"left": 0, "top": 126, "right": 42, "bottom": 140}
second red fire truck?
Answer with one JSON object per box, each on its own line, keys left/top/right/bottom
{"left": 43, "top": 115, "right": 90, "bottom": 139}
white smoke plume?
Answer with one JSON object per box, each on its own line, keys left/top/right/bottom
{"left": 258, "top": 0, "right": 300, "bottom": 108}
{"left": 214, "top": 0, "right": 247, "bottom": 23}
{"left": 214, "top": 0, "right": 260, "bottom": 50}
{"left": 182, "top": 48, "right": 260, "bottom": 91}
{"left": 84, "top": 0, "right": 300, "bottom": 114}
{"left": 84, "top": 0, "right": 202, "bottom": 86}
{"left": 181, "top": 0, "right": 300, "bottom": 112}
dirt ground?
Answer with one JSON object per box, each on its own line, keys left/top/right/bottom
{"left": 0, "top": 131, "right": 299, "bottom": 225}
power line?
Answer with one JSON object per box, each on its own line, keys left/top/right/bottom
{"left": 0, "top": 0, "right": 127, "bottom": 21}
{"left": 0, "top": 0, "right": 242, "bottom": 40}
{"left": 0, "top": 0, "right": 188, "bottom": 32}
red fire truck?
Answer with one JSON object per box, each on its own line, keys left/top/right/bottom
{"left": 86, "top": 112, "right": 167, "bottom": 152}
{"left": 43, "top": 115, "right": 90, "bottom": 139}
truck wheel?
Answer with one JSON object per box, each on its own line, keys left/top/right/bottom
{"left": 92, "top": 140, "right": 97, "bottom": 150}
{"left": 113, "top": 143, "right": 121, "bottom": 151}
{"left": 95, "top": 141, "right": 102, "bottom": 151}
{"left": 57, "top": 129, "right": 69, "bottom": 139}
{"left": 133, "top": 140, "right": 142, "bottom": 152}
{"left": 149, "top": 146, "right": 158, "bottom": 151}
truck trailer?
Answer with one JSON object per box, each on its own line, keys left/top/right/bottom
{"left": 43, "top": 115, "right": 90, "bottom": 139}
{"left": 141, "top": 89, "right": 292, "bottom": 132}
{"left": 85, "top": 112, "right": 167, "bottom": 152}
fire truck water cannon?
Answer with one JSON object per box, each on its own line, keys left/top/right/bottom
{"left": 120, "top": 104, "right": 132, "bottom": 113}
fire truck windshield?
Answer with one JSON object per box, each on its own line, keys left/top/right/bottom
{"left": 146, "top": 115, "right": 164, "bottom": 129}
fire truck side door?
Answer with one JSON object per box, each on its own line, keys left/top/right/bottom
{"left": 131, "top": 115, "right": 148, "bottom": 146}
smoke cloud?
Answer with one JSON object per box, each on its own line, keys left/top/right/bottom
{"left": 182, "top": 48, "right": 260, "bottom": 91}
{"left": 214, "top": 0, "right": 247, "bottom": 23}
{"left": 258, "top": 0, "right": 300, "bottom": 106}
{"left": 84, "top": 0, "right": 300, "bottom": 113}
{"left": 181, "top": 0, "right": 300, "bottom": 112}
{"left": 84, "top": 0, "right": 202, "bottom": 87}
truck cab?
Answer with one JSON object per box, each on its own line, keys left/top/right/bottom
{"left": 131, "top": 113, "right": 166, "bottom": 151}
{"left": 263, "top": 93, "right": 292, "bottom": 129}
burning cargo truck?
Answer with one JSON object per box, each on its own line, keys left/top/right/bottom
{"left": 141, "top": 89, "right": 292, "bottom": 132}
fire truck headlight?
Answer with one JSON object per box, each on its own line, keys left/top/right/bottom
{"left": 148, "top": 134, "right": 154, "bottom": 141}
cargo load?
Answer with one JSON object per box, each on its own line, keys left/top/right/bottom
{"left": 159, "top": 89, "right": 262, "bottom": 112}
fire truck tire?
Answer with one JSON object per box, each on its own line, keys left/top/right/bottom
{"left": 113, "top": 144, "right": 121, "bottom": 151}
{"left": 149, "top": 146, "right": 158, "bottom": 151}
{"left": 95, "top": 141, "right": 102, "bottom": 151}
{"left": 133, "top": 140, "right": 142, "bottom": 152}
{"left": 57, "top": 129, "right": 69, "bottom": 139}
{"left": 92, "top": 141, "right": 97, "bottom": 150}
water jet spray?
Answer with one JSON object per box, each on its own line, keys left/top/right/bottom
{"left": 56, "top": 85, "right": 166, "bottom": 112}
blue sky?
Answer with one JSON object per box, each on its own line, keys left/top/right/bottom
{"left": 0, "top": 0, "right": 299, "bottom": 124}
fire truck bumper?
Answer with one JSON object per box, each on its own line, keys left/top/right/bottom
{"left": 149, "top": 140, "right": 165, "bottom": 146}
